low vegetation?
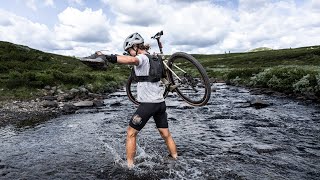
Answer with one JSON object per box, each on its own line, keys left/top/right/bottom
{"left": 1, "top": 41, "right": 319, "bottom": 101}
{"left": 0, "top": 41, "right": 130, "bottom": 100}
{"left": 195, "top": 46, "right": 320, "bottom": 99}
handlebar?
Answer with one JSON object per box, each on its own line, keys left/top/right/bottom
{"left": 151, "top": 30, "right": 163, "bottom": 39}
{"left": 151, "top": 31, "right": 164, "bottom": 54}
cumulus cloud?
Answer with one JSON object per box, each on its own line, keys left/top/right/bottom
{"left": 102, "top": 0, "right": 163, "bottom": 26}
{"left": 163, "top": 1, "right": 232, "bottom": 52}
{"left": 54, "top": 7, "right": 111, "bottom": 43}
{"left": 0, "top": 9, "right": 56, "bottom": 50}
{"left": 220, "top": 0, "right": 320, "bottom": 52}
{"left": 0, "top": 8, "right": 113, "bottom": 57}
{"left": 1, "top": 0, "right": 320, "bottom": 56}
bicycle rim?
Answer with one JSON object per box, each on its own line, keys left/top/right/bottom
{"left": 126, "top": 75, "right": 169, "bottom": 105}
{"left": 126, "top": 75, "right": 140, "bottom": 105}
{"left": 167, "top": 52, "right": 211, "bottom": 106}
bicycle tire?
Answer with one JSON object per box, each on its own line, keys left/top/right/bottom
{"left": 126, "top": 73, "right": 170, "bottom": 105}
{"left": 167, "top": 52, "right": 211, "bottom": 106}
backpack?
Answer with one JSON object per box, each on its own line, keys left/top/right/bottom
{"left": 131, "top": 54, "right": 166, "bottom": 82}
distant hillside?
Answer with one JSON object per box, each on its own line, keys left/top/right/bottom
{"left": 1, "top": 41, "right": 320, "bottom": 101}
{"left": 194, "top": 45, "right": 320, "bottom": 100}
{"left": 0, "top": 41, "right": 130, "bottom": 100}
{"left": 249, "top": 47, "right": 273, "bottom": 52}
{"left": 194, "top": 45, "right": 320, "bottom": 68}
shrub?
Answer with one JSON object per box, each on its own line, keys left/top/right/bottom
{"left": 0, "top": 64, "right": 8, "bottom": 73}
{"left": 293, "top": 74, "right": 312, "bottom": 94}
{"left": 249, "top": 68, "right": 273, "bottom": 87}
{"left": 314, "top": 73, "right": 320, "bottom": 95}
{"left": 6, "top": 71, "right": 25, "bottom": 88}
{"left": 267, "top": 75, "right": 282, "bottom": 90}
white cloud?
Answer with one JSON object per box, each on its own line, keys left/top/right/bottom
{"left": 44, "top": 0, "right": 54, "bottom": 7}
{"left": 101, "top": 0, "right": 234, "bottom": 54}
{"left": 1, "top": 0, "right": 320, "bottom": 56}
{"left": 102, "top": 0, "right": 163, "bottom": 26}
{"left": 0, "top": 9, "right": 55, "bottom": 50}
{"left": 54, "top": 7, "right": 111, "bottom": 43}
{"left": 0, "top": 8, "right": 112, "bottom": 57}
{"left": 163, "top": 1, "right": 233, "bottom": 53}
{"left": 26, "top": 0, "right": 37, "bottom": 11}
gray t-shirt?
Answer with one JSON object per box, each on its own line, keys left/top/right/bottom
{"left": 134, "top": 54, "right": 165, "bottom": 103}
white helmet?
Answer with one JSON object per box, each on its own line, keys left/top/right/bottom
{"left": 123, "top": 32, "right": 144, "bottom": 51}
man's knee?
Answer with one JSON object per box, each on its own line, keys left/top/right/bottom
{"left": 127, "top": 126, "right": 138, "bottom": 138}
{"left": 159, "top": 128, "right": 171, "bottom": 139}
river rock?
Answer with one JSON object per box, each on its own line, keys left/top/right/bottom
{"left": 70, "top": 88, "right": 80, "bottom": 95}
{"left": 44, "top": 85, "right": 51, "bottom": 90}
{"left": 42, "top": 96, "right": 57, "bottom": 101}
{"left": 93, "top": 100, "right": 105, "bottom": 107}
{"left": 252, "top": 144, "right": 283, "bottom": 154}
{"left": 73, "top": 101, "right": 94, "bottom": 107}
{"left": 79, "top": 87, "right": 88, "bottom": 94}
{"left": 110, "top": 102, "right": 121, "bottom": 107}
{"left": 42, "top": 101, "right": 58, "bottom": 108}
{"left": 62, "top": 104, "right": 78, "bottom": 114}
{"left": 248, "top": 97, "right": 270, "bottom": 109}
{"left": 88, "top": 92, "right": 103, "bottom": 99}
{"left": 63, "top": 93, "right": 76, "bottom": 101}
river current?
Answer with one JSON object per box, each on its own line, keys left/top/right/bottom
{"left": 0, "top": 83, "right": 319, "bottom": 179}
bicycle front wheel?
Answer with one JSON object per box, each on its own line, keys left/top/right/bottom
{"left": 167, "top": 52, "right": 211, "bottom": 106}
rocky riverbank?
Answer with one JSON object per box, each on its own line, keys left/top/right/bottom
{"left": 1, "top": 81, "right": 318, "bottom": 128}
{"left": 0, "top": 85, "right": 107, "bottom": 128}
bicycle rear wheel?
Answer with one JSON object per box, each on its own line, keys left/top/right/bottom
{"left": 167, "top": 52, "right": 211, "bottom": 106}
{"left": 126, "top": 74, "right": 169, "bottom": 105}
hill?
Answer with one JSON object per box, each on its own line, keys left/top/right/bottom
{"left": 194, "top": 46, "right": 320, "bottom": 100}
{"left": 249, "top": 47, "right": 273, "bottom": 52}
{"left": 0, "top": 41, "right": 130, "bottom": 100}
{"left": 1, "top": 41, "right": 320, "bottom": 101}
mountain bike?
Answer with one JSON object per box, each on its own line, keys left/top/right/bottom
{"left": 126, "top": 31, "right": 211, "bottom": 106}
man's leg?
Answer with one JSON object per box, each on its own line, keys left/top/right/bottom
{"left": 158, "top": 128, "right": 177, "bottom": 159}
{"left": 126, "top": 126, "right": 138, "bottom": 168}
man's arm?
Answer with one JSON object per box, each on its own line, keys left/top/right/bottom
{"left": 96, "top": 51, "right": 139, "bottom": 66}
{"left": 116, "top": 55, "right": 139, "bottom": 66}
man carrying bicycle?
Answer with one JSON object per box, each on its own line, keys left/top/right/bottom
{"left": 85, "top": 32, "right": 178, "bottom": 169}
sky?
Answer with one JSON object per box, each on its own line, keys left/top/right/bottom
{"left": 0, "top": 0, "right": 319, "bottom": 57}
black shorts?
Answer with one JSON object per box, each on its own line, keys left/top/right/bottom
{"left": 129, "top": 101, "right": 168, "bottom": 131}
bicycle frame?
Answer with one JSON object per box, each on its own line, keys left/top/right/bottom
{"left": 151, "top": 31, "right": 188, "bottom": 91}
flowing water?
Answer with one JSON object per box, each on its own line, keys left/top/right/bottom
{"left": 0, "top": 83, "right": 319, "bottom": 179}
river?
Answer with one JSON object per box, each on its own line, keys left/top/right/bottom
{"left": 0, "top": 83, "right": 319, "bottom": 179}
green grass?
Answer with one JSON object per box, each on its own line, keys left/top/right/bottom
{"left": 1, "top": 40, "right": 320, "bottom": 100}
{"left": 193, "top": 46, "right": 320, "bottom": 97}
{"left": 0, "top": 41, "right": 130, "bottom": 100}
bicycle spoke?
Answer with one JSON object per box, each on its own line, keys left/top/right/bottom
{"left": 171, "top": 63, "right": 208, "bottom": 102}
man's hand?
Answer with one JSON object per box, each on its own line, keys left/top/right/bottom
{"left": 96, "top": 51, "right": 103, "bottom": 56}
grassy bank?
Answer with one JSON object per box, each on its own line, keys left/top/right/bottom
{"left": 0, "top": 41, "right": 130, "bottom": 100}
{"left": 1, "top": 41, "right": 320, "bottom": 101}
{"left": 194, "top": 46, "right": 320, "bottom": 98}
